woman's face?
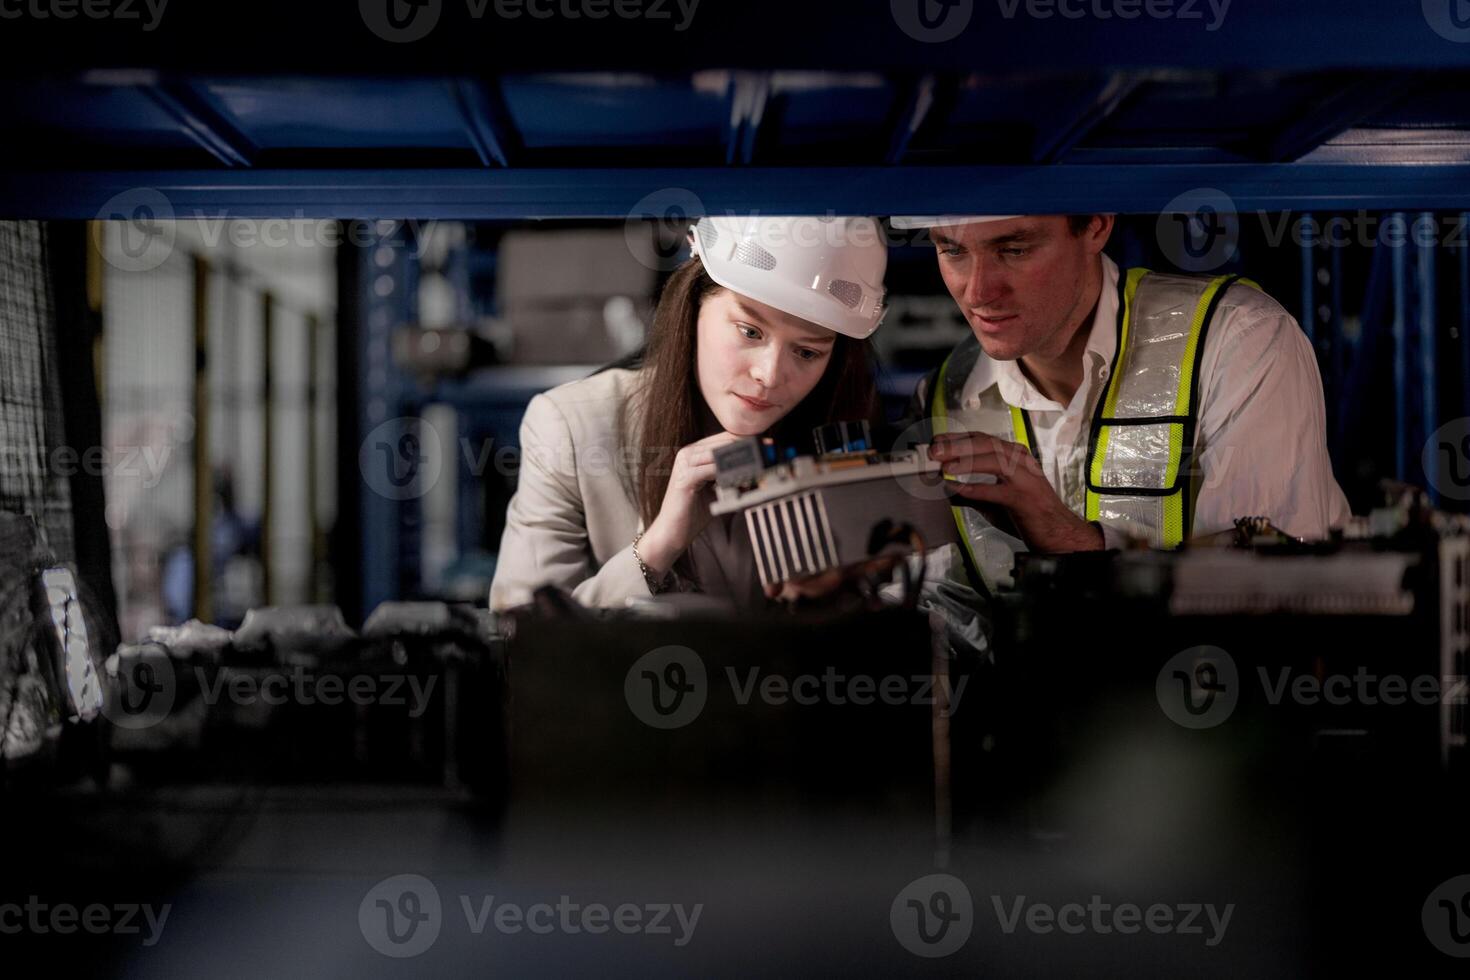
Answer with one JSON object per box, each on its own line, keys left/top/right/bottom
{"left": 695, "top": 288, "right": 837, "bottom": 437}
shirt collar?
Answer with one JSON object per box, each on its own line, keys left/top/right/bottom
{"left": 959, "top": 253, "right": 1120, "bottom": 413}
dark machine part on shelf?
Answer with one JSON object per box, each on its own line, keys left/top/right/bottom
{"left": 952, "top": 502, "right": 1470, "bottom": 841}
{"left": 501, "top": 605, "right": 947, "bottom": 836}
{"left": 104, "top": 602, "right": 507, "bottom": 798}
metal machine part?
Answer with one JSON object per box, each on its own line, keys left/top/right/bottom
{"left": 998, "top": 509, "right": 1469, "bottom": 773}
{"left": 1, "top": 514, "right": 113, "bottom": 770}
{"left": 231, "top": 605, "right": 358, "bottom": 659}
{"left": 711, "top": 434, "right": 959, "bottom": 589}
{"left": 33, "top": 566, "right": 103, "bottom": 724}
{"left": 146, "top": 619, "right": 234, "bottom": 660}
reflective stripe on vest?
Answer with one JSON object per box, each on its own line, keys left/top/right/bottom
{"left": 932, "top": 268, "right": 1257, "bottom": 554}
{"left": 931, "top": 354, "right": 1031, "bottom": 595}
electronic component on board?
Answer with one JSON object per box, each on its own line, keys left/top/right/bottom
{"left": 710, "top": 422, "right": 965, "bottom": 589}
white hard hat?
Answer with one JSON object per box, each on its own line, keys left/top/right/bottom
{"left": 688, "top": 215, "right": 888, "bottom": 340}
{"left": 889, "top": 215, "right": 1022, "bottom": 230}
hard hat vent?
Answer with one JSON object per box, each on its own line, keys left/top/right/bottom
{"left": 734, "top": 241, "right": 777, "bottom": 271}
{"left": 696, "top": 218, "right": 718, "bottom": 250}
{"left": 827, "top": 279, "right": 862, "bottom": 309}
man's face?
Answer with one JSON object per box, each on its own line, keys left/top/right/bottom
{"left": 932, "top": 216, "right": 1107, "bottom": 362}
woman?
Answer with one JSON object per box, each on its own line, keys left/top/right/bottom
{"left": 489, "top": 215, "right": 888, "bottom": 611}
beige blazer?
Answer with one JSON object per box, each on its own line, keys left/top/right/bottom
{"left": 489, "top": 367, "right": 765, "bottom": 612}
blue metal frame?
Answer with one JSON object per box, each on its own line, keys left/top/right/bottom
{"left": 1416, "top": 212, "right": 1439, "bottom": 502}
{"left": 1392, "top": 212, "right": 1409, "bottom": 481}
{"left": 884, "top": 74, "right": 936, "bottom": 166}
{"left": 1298, "top": 214, "right": 1317, "bottom": 347}
{"left": 3, "top": 2, "right": 1470, "bottom": 75}
{"left": 357, "top": 221, "right": 421, "bottom": 615}
{"left": 17, "top": 165, "right": 1470, "bottom": 217}
{"left": 1032, "top": 72, "right": 1145, "bottom": 164}
{"left": 1462, "top": 213, "right": 1470, "bottom": 425}
{"left": 725, "top": 73, "right": 771, "bottom": 166}
{"left": 141, "top": 80, "right": 257, "bottom": 168}
{"left": 450, "top": 78, "right": 519, "bottom": 168}
{"left": 1266, "top": 75, "right": 1413, "bottom": 163}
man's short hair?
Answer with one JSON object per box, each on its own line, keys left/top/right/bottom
{"left": 1067, "top": 215, "right": 1095, "bottom": 235}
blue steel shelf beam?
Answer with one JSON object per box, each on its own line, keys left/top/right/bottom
{"left": 1267, "top": 76, "right": 1416, "bottom": 162}
{"left": 141, "top": 80, "right": 256, "bottom": 168}
{"left": 450, "top": 78, "right": 520, "bottom": 168}
{"left": 885, "top": 74, "right": 938, "bottom": 165}
{"left": 1032, "top": 72, "right": 1146, "bottom": 164}
{"left": 16, "top": 165, "right": 1470, "bottom": 218}
{"left": 7, "top": 2, "right": 1470, "bottom": 76}
{"left": 726, "top": 72, "right": 772, "bottom": 166}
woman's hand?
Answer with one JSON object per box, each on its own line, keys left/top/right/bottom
{"left": 635, "top": 431, "right": 744, "bottom": 575}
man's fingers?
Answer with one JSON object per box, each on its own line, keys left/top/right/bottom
{"left": 948, "top": 480, "right": 1012, "bottom": 506}
{"left": 930, "top": 432, "right": 1011, "bottom": 458}
{"left": 940, "top": 454, "right": 1032, "bottom": 480}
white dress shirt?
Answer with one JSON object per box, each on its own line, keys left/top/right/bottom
{"left": 957, "top": 254, "right": 1351, "bottom": 545}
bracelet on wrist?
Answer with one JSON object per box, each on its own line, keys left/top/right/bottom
{"left": 632, "top": 530, "right": 673, "bottom": 594}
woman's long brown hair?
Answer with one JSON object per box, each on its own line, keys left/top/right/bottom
{"left": 623, "top": 255, "right": 879, "bottom": 528}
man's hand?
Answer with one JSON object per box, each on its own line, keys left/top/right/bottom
{"left": 929, "top": 432, "right": 1104, "bottom": 553}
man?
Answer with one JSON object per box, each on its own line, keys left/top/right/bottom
{"left": 892, "top": 213, "right": 1350, "bottom": 590}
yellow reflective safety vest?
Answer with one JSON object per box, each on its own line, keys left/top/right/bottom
{"left": 930, "top": 268, "right": 1257, "bottom": 588}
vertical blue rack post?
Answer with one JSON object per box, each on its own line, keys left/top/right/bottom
{"left": 1417, "top": 212, "right": 1439, "bottom": 503}
{"left": 358, "top": 221, "right": 420, "bottom": 616}
{"left": 1392, "top": 212, "right": 1408, "bottom": 482}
